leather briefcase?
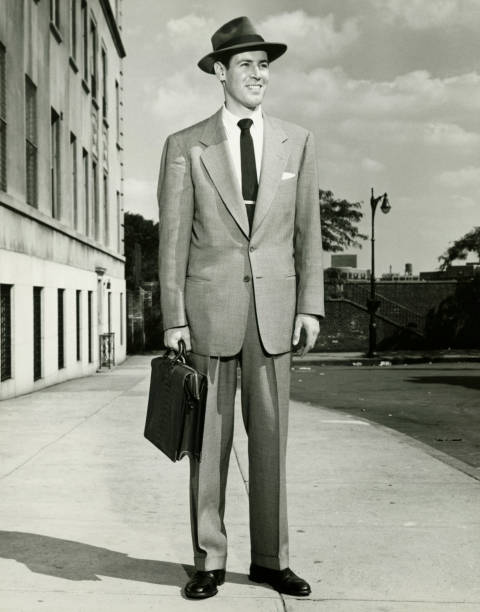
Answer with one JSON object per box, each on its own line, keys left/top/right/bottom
{"left": 144, "top": 341, "right": 207, "bottom": 462}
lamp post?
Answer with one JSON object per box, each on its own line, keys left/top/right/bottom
{"left": 367, "top": 187, "right": 391, "bottom": 358}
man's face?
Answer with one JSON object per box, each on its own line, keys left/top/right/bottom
{"left": 217, "top": 50, "right": 270, "bottom": 114}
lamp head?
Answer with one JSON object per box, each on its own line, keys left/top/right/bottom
{"left": 380, "top": 193, "right": 391, "bottom": 214}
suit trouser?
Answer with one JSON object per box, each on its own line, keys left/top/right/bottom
{"left": 187, "top": 287, "right": 291, "bottom": 571}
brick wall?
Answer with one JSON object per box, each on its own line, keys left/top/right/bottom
{"left": 317, "top": 280, "right": 459, "bottom": 351}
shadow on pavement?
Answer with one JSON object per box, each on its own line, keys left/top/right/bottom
{"left": 406, "top": 376, "right": 480, "bottom": 391}
{"left": 0, "top": 531, "right": 248, "bottom": 587}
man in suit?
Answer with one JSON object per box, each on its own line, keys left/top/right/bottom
{"left": 157, "top": 16, "right": 324, "bottom": 599}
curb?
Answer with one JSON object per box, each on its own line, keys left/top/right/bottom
{"left": 292, "top": 355, "right": 480, "bottom": 367}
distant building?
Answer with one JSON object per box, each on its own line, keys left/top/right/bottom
{"left": 327, "top": 254, "right": 369, "bottom": 280}
{"left": 0, "top": 0, "right": 126, "bottom": 398}
{"left": 331, "top": 254, "right": 357, "bottom": 268}
{"left": 420, "top": 263, "right": 480, "bottom": 281}
{"left": 381, "top": 263, "right": 419, "bottom": 281}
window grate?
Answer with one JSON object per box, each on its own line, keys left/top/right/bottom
{"left": 58, "top": 288, "right": 65, "bottom": 369}
{"left": 25, "top": 76, "right": 38, "bottom": 206}
{"left": 76, "top": 289, "right": 81, "bottom": 361}
{"left": 82, "top": 148, "right": 89, "bottom": 235}
{"left": 0, "top": 284, "right": 12, "bottom": 382}
{"left": 50, "top": 108, "right": 61, "bottom": 219}
{"left": 87, "top": 290, "right": 93, "bottom": 363}
{"left": 33, "top": 287, "right": 42, "bottom": 381}
{"left": 71, "top": 133, "right": 78, "bottom": 229}
{"left": 0, "top": 43, "right": 7, "bottom": 191}
{"left": 103, "top": 170, "right": 109, "bottom": 245}
{"left": 92, "top": 159, "right": 99, "bottom": 240}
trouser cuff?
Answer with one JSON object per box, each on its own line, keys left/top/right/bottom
{"left": 251, "top": 551, "right": 289, "bottom": 570}
{"left": 194, "top": 555, "right": 227, "bottom": 571}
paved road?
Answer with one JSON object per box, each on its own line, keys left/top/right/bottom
{"left": 291, "top": 363, "right": 480, "bottom": 470}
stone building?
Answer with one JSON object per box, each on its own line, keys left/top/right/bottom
{"left": 0, "top": 0, "right": 126, "bottom": 399}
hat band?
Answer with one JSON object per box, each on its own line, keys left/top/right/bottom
{"left": 215, "top": 33, "right": 265, "bottom": 52}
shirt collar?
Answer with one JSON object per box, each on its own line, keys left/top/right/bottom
{"left": 222, "top": 104, "right": 263, "bottom": 132}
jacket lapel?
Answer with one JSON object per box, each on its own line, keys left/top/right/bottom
{"left": 199, "top": 110, "right": 250, "bottom": 238}
{"left": 252, "top": 114, "right": 289, "bottom": 235}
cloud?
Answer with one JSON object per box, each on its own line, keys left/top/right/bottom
{"left": 437, "top": 166, "right": 480, "bottom": 189}
{"left": 266, "top": 66, "right": 480, "bottom": 160}
{"left": 424, "top": 124, "right": 480, "bottom": 147}
{"left": 159, "top": 13, "right": 216, "bottom": 55}
{"left": 152, "top": 71, "right": 220, "bottom": 134}
{"left": 361, "top": 158, "right": 385, "bottom": 172}
{"left": 372, "top": 0, "right": 480, "bottom": 29}
{"left": 260, "top": 11, "right": 359, "bottom": 69}
{"left": 269, "top": 67, "right": 480, "bottom": 124}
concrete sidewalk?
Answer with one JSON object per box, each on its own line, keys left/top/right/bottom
{"left": 0, "top": 356, "right": 479, "bottom": 611}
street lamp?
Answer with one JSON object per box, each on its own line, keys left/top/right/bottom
{"left": 367, "top": 187, "right": 391, "bottom": 358}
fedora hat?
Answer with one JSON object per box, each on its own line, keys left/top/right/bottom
{"left": 198, "top": 16, "right": 287, "bottom": 74}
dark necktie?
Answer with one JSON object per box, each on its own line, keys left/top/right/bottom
{"left": 237, "top": 118, "right": 258, "bottom": 232}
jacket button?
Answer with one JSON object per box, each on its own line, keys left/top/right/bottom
{"left": 243, "top": 275, "right": 251, "bottom": 282}
{"left": 249, "top": 246, "right": 255, "bottom": 252}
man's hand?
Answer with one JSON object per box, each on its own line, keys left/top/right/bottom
{"left": 164, "top": 326, "right": 192, "bottom": 352}
{"left": 292, "top": 314, "right": 320, "bottom": 356}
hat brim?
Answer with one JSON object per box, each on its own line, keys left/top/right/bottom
{"left": 198, "top": 42, "right": 287, "bottom": 74}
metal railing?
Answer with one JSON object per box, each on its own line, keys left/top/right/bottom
{"left": 328, "top": 283, "right": 425, "bottom": 334}
{"left": 99, "top": 332, "right": 115, "bottom": 370}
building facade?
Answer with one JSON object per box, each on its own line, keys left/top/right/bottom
{"left": 0, "top": 0, "right": 126, "bottom": 399}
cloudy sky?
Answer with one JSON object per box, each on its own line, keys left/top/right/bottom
{"left": 122, "top": 0, "right": 480, "bottom": 274}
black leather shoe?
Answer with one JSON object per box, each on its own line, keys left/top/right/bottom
{"left": 249, "top": 564, "right": 311, "bottom": 596}
{"left": 184, "top": 569, "right": 226, "bottom": 599}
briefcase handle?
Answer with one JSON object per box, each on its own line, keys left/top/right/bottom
{"left": 166, "top": 339, "right": 188, "bottom": 365}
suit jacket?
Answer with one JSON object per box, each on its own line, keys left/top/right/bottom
{"left": 157, "top": 108, "right": 324, "bottom": 356}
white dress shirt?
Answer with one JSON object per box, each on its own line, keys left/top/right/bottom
{"left": 221, "top": 105, "right": 264, "bottom": 196}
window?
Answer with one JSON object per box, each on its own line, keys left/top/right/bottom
{"left": 101, "top": 46, "right": 107, "bottom": 116}
{"left": 70, "top": 0, "right": 77, "bottom": 60}
{"left": 87, "top": 290, "right": 93, "bottom": 363}
{"left": 82, "top": 148, "right": 89, "bottom": 235}
{"left": 33, "top": 287, "right": 42, "bottom": 381}
{"left": 76, "top": 290, "right": 81, "bottom": 361}
{"left": 70, "top": 133, "right": 78, "bottom": 228}
{"left": 103, "top": 170, "right": 109, "bottom": 245}
{"left": 116, "top": 190, "right": 122, "bottom": 253}
{"left": 0, "top": 284, "right": 12, "bottom": 382}
{"left": 81, "top": 1, "right": 88, "bottom": 82}
{"left": 50, "top": 0, "right": 60, "bottom": 29}
{"left": 57, "top": 288, "right": 65, "bottom": 369}
{"left": 89, "top": 17, "right": 98, "bottom": 99}
{"left": 50, "top": 108, "right": 61, "bottom": 219}
{"left": 119, "top": 292, "right": 124, "bottom": 345}
{"left": 107, "top": 291, "right": 111, "bottom": 333}
{"left": 115, "top": 79, "right": 120, "bottom": 143}
{"left": 0, "top": 43, "right": 6, "bottom": 191}
{"left": 92, "top": 159, "right": 99, "bottom": 240}
{"left": 25, "top": 76, "right": 38, "bottom": 207}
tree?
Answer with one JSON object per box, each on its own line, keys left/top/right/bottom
{"left": 439, "top": 226, "right": 480, "bottom": 270}
{"left": 124, "top": 212, "right": 159, "bottom": 288}
{"left": 319, "top": 189, "right": 367, "bottom": 252}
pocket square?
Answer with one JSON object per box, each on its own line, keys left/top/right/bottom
{"left": 281, "top": 172, "right": 296, "bottom": 180}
